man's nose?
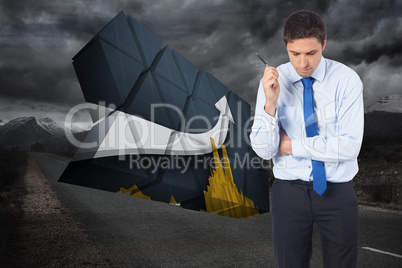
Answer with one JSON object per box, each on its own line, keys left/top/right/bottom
{"left": 300, "top": 55, "right": 308, "bottom": 68}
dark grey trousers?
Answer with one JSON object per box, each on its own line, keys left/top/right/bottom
{"left": 271, "top": 179, "right": 359, "bottom": 268}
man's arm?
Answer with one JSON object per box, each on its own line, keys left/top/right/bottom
{"left": 250, "top": 67, "right": 281, "bottom": 160}
{"left": 290, "top": 78, "right": 364, "bottom": 162}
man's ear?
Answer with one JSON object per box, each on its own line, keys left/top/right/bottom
{"left": 322, "top": 39, "right": 327, "bottom": 50}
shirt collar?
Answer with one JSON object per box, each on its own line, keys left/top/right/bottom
{"left": 289, "top": 56, "right": 326, "bottom": 83}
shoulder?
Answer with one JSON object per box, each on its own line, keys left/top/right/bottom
{"left": 324, "top": 58, "right": 363, "bottom": 101}
{"left": 325, "top": 58, "right": 362, "bottom": 85}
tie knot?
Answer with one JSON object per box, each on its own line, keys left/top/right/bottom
{"left": 301, "top": 77, "right": 315, "bottom": 89}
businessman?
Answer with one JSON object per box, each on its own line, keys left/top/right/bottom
{"left": 250, "top": 10, "right": 364, "bottom": 268}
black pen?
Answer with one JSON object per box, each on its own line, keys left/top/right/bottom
{"left": 256, "top": 53, "right": 269, "bottom": 67}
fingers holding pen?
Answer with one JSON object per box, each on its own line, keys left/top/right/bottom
{"left": 262, "top": 66, "right": 279, "bottom": 82}
{"left": 263, "top": 66, "right": 279, "bottom": 78}
{"left": 256, "top": 54, "right": 279, "bottom": 116}
{"left": 261, "top": 65, "right": 280, "bottom": 116}
{"left": 261, "top": 66, "right": 279, "bottom": 90}
{"left": 256, "top": 53, "right": 279, "bottom": 90}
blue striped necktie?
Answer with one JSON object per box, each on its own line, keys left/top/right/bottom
{"left": 301, "top": 77, "right": 327, "bottom": 196}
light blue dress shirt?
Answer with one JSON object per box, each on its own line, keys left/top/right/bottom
{"left": 250, "top": 56, "right": 364, "bottom": 183}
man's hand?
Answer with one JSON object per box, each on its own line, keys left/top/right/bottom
{"left": 279, "top": 129, "right": 292, "bottom": 155}
{"left": 261, "top": 66, "right": 280, "bottom": 116}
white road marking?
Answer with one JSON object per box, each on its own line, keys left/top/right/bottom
{"left": 362, "top": 247, "right": 402, "bottom": 258}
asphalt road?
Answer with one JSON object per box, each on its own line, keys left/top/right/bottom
{"left": 31, "top": 153, "right": 402, "bottom": 267}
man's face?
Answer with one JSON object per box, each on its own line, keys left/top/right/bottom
{"left": 286, "top": 38, "right": 326, "bottom": 78}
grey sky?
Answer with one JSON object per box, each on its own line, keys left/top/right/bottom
{"left": 0, "top": 0, "right": 401, "bottom": 125}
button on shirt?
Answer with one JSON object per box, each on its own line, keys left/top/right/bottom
{"left": 250, "top": 56, "right": 364, "bottom": 183}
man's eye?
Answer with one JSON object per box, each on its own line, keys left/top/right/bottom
{"left": 293, "top": 53, "right": 299, "bottom": 56}
{"left": 307, "top": 52, "right": 316, "bottom": 55}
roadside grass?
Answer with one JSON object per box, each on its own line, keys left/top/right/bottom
{"left": 0, "top": 147, "right": 28, "bottom": 264}
{"left": 0, "top": 147, "right": 28, "bottom": 210}
{"left": 354, "top": 137, "right": 402, "bottom": 209}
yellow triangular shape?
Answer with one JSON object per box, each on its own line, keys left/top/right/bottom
{"left": 203, "top": 138, "right": 259, "bottom": 219}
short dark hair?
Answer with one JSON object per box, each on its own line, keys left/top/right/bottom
{"left": 282, "top": 10, "right": 326, "bottom": 46}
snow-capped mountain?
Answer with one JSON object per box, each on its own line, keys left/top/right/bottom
{"left": 0, "top": 117, "right": 53, "bottom": 142}
{"left": 365, "top": 94, "right": 402, "bottom": 113}
{"left": 62, "top": 121, "right": 90, "bottom": 134}
{"left": 0, "top": 117, "right": 88, "bottom": 152}
{"left": 37, "top": 118, "right": 65, "bottom": 137}
{"left": 0, "top": 119, "right": 4, "bottom": 126}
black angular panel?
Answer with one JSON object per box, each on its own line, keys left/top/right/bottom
{"left": 60, "top": 11, "right": 269, "bottom": 218}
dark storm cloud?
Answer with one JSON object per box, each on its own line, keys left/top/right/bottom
{"left": 341, "top": 38, "right": 402, "bottom": 66}
{"left": 319, "top": 0, "right": 402, "bottom": 105}
{"left": 0, "top": 55, "right": 77, "bottom": 103}
{"left": 324, "top": 0, "right": 398, "bottom": 41}
{"left": 324, "top": 0, "right": 402, "bottom": 65}
{"left": 241, "top": 0, "right": 332, "bottom": 44}
{"left": 0, "top": 38, "right": 81, "bottom": 105}
{"left": 0, "top": 0, "right": 401, "bottom": 122}
{"left": 0, "top": 0, "right": 145, "bottom": 108}
{"left": 55, "top": 2, "right": 145, "bottom": 41}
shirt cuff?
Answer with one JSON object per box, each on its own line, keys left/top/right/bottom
{"left": 262, "top": 106, "right": 278, "bottom": 129}
{"left": 292, "top": 138, "right": 310, "bottom": 158}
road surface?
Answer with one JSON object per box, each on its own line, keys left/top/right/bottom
{"left": 31, "top": 153, "right": 402, "bottom": 267}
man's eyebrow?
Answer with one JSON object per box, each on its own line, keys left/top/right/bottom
{"left": 289, "top": 49, "right": 317, "bottom": 54}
